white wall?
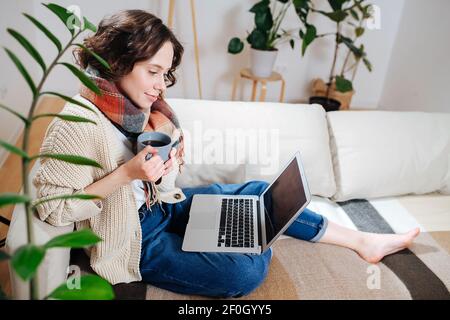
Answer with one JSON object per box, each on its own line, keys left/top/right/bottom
{"left": 0, "top": 0, "right": 37, "bottom": 167}
{"left": 379, "top": 0, "right": 450, "bottom": 113}
{"left": 154, "top": 0, "right": 404, "bottom": 107}
{"left": 1, "top": 0, "right": 405, "bottom": 104}
{"left": 0, "top": 0, "right": 444, "bottom": 167}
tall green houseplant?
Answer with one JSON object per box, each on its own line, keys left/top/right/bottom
{"left": 0, "top": 3, "right": 114, "bottom": 300}
{"left": 297, "top": 0, "right": 373, "bottom": 110}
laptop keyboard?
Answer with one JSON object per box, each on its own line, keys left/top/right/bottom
{"left": 217, "top": 198, "right": 255, "bottom": 248}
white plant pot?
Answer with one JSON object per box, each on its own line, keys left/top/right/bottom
{"left": 250, "top": 48, "right": 278, "bottom": 78}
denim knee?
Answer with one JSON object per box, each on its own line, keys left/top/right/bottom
{"left": 248, "top": 180, "right": 270, "bottom": 196}
{"left": 222, "top": 250, "right": 272, "bottom": 298}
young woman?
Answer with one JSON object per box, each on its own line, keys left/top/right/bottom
{"left": 33, "top": 10, "right": 419, "bottom": 298}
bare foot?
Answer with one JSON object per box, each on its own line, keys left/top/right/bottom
{"left": 356, "top": 228, "right": 420, "bottom": 264}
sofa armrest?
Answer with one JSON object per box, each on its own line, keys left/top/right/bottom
{"left": 5, "top": 201, "right": 74, "bottom": 299}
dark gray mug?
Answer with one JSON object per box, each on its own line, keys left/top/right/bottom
{"left": 137, "top": 132, "right": 177, "bottom": 162}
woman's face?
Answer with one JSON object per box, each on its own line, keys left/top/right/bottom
{"left": 117, "top": 41, "right": 174, "bottom": 111}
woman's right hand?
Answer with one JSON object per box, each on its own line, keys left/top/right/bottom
{"left": 121, "top": 145, "right": 165, "bottom": 183}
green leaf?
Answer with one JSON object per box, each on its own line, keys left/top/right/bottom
{"left": 0, "top": 193, "right": 30, "bottom": 208}
{"left": 299, "top": 29, "right": 305, "bottom": 39}
{"left": 363, "top": 57, "right": 372, "bottom": 72}
{"left": 47, "top": 274, "right": 114, "bottom": 300}
{"left": 30, "top": 153, "right": 102, "bottom": 168}
{"left": 355, "top": 27, "right": 364, "bottom": 37}
{"left": 0, "top": 103, "right": 29, "bottom": 124}
{"left": 11, "top": 244, "right": 46, "bottom": 281}
{"left": 45, "top": 229, "right": 102, "bottom": 249}
{"left": 340, "top": 35, "right": 362, "bottom": 56}
{"left": 246, "top": 29, "right": 267, "bottom": 50}
{"left": 83, "top": 17, "right": 97, "bottom": 32}
{"left": 328, "top": 0, "right": 350, "bottom": 11}
{"left": 43, "top": 3, "right": 81, "bottom": 35}
{"left": 350, "top": 8, "right": 359, "bottom": 20}
{"left": 317, "top": 10, "right": 348, "bottom": 22}
{"left": 362, "top": 4, "right": 373, "bottom": 19}
{"left": 0, "top": 140, "right": 29, "bottom": 159}
{"left": 255, "top": 8, "right": 273, "bottom": 32}
{"left": 3, "top": 48, "right": 37, "bottom": 96}
{"left": 73, "top": 44, "right": 110, "bottom": 70}
{"left": 302, "top": 24, "right": 317, "bottom": 56}
{"left": 32, "top": 113, "right": 97, "bottom": 125}
{"left": 249, "top": 0, "right": 270, "bottom": 14}
{"left": 293, "top": 0, "right": 311, "bottom": 22}
{"left": 0, "top": 251, "right": 11, "bottom": 261}
{"left": 23, "top": 13, "right": 62, "bottom": 52}
{"left": 7, "top": 28, "right": 46, "bottom": 72}
{"left": 59, "top": 63, "right": 101, "bottom": 94}
{"left": 228, "top": 37, "right": 244, "bottom": 54}
{"left": 289, "top": 39, "right": 295, "bottom": 49}
{"left": 31, "top": 193, "right": 102, "bottom": 209}
{"left": 40, "top": 92, "right": 97, "bottom": 113}
{"left": 335, "top": 76, "right": 353, "bottom": 92}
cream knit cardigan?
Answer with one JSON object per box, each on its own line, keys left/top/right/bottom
{"left": 32, "top": 95, "right": 185, "bottom": 284}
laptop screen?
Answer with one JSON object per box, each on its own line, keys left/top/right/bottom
{"left": 262, "top": 157, "right": 307, "bottom": 244}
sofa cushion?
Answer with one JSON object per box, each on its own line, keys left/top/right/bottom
{"left": 168, "top": 99, "right": 336, "bottom": 198}
{"left": 328, "top": 111, "right": 450, "bottom": 201}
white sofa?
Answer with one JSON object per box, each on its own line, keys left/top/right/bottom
{"left": 6, "top": 99, "right": 450, "bottom": 299}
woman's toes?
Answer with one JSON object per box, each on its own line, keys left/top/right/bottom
{"left": 403, "top": 227, "right": 420, "bottom": 246}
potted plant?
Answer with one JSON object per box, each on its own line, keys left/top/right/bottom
{"left": 0, "top": 3, "right": 114, "bottom": 300}
{"left": 228, "top": 0, "right": 305, "bottom": 78}
{"left": 298, "top": 0, "right": 373, "bottom": 111}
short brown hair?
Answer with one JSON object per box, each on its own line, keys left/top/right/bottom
{"left": 74, "top": 10, "right": 183, "bottom": 86}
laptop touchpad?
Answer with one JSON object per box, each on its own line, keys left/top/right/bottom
{"left": 191, "top": 211, "right": 216, "bottom": 229}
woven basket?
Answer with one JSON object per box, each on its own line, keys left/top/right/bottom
{"left": 311, "top": 78, "right": 355, "bottom": 110}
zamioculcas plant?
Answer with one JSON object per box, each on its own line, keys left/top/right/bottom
{"left": 296, "top": 0, "right": 373, "bottom": 110}
{"left": 0, "top": 3, "right": 114, "bottom": 300}
{"left": 338, "top": 2, "right": 373, "bottom": 88}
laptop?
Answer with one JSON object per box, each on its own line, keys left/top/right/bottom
{"left": 182, "top": 151, "right": 311, "bottom": 254}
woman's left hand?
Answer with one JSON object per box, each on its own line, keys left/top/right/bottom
{"left": 163, "top": 148, "right": 177, "bottom": 176}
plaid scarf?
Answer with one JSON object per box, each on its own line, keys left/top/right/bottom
{"left": 79, "top": 66, "right": 185, "bottom": 209}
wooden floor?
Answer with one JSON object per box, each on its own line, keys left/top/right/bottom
{"left": 0, "top": 96, "right": 65, "bottom": 299}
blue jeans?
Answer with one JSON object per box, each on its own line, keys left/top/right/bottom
{"left": 139, "top": 180, "right": 328, "bottom": 298}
